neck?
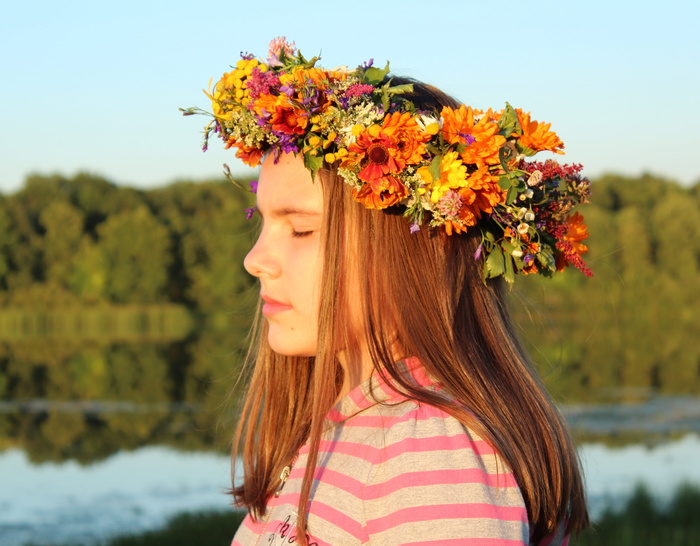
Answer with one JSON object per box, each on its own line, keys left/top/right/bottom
{"left": 335, "top": 346, "right": 376, "bottom": 403}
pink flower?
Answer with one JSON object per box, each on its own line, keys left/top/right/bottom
{"left": 267, "top": 37, "right": 297, "bottom": 67}
{"left": 345, "top": 84, "right": 375, "bottom": 98}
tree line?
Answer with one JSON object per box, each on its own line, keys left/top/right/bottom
{"left": 0, "top": 171, "right": 699, "bottom": 403}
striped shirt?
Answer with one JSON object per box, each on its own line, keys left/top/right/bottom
{"left": 232, "top": 361, "right": 568, "bottom": 545}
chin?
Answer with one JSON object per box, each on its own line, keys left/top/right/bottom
{"left": 267, "top": 336, "right": 317, "bottom": 358}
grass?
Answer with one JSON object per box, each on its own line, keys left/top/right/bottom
{"left": 103, "top": 510, "right": 246, "bottom": 546}
{"left": 573, "top": 483, "right": 700, "bottom": 545}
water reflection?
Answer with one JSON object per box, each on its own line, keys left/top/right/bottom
{"left": 2, "top": 435, "right": 699, "bottom": 546}
{"left": 0, "top": 319, "right": 245, "bottom": 464}
{"left": 2, "top": 318, "right": 700, "bottom": 544}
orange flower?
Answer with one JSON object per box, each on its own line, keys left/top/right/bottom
{"left": 555, "top": 211, "right": 590, "bottom": 271}
{"left": 342, "top": 112, "right": 428, "bottom": 183}
{"left": 515, "top": 109, "right": 564, "bottom": 155}
{"left": 455, "top": 165, "right": 505, "bottom": 226}
{"left": 280, "top": 67, "right": 347, "bottom": 89}
{"left": 344, "top": 129, "right": 403, "bottom": 182}
{"left": 226, "top": 139, "right": 264, "bottom": 167}
{"left": 253, "top": 94, "right": 308, "bottom": 135}
{"left": 441, "top": 105, "right": 505, "bottom": 167}
{"left": 381, "top": 112, "right": 430, "bottom": 165}
{"left": 352, "top": 176, "right": 408, "bottom": 209}
{"left": 563, "top": 212, "right": 589, "bottom": 254}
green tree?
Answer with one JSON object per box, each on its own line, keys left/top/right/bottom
{"left": 97, "top": 206, "right": 172, "bottom": 303}
{"left": 39, "top": 201, "right": 85, "bottom": 287}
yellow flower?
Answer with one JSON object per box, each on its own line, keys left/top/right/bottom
{"left": 417, "top": 151, "right": 469, "bottom": 203}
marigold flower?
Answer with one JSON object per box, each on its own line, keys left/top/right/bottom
{"left": 381, "top": 112, "right": 431, "bottom": 165}
{"left": 190, "top": 38, "right": 593, "bottom": 281}
{"left": 441, "top": 105, "right": 505, "bottom": 167}
{"left": 516, "top": 109, "right": 565, "bottom": 155}
{"left": 454, "top": 166, "right": 505, "bottom": 227}
{"left": 352, "top": 175, "right": 408, "bottom": 209}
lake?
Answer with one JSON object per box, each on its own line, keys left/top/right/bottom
{"left": 2, "top": 323, "right": 700, "bottom": 545}
{"left": 2, "top": 401, "right": 700, "bottom": 546}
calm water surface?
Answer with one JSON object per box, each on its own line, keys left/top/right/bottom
{"left": 2, "top": 427, "right": 700, "bottom": 545}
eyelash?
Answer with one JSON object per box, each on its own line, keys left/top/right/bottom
{"left": 291, "top": 229, "right": 314, "bottom": 238}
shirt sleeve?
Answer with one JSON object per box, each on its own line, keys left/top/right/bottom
{"left": 360, "top": 403, "right": 530, "bottom": 545}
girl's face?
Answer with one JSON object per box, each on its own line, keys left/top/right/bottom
{"left": 244, "top": 153, "right": 324, "bottom": 357}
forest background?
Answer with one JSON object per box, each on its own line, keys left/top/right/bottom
{"left": 1, "top": 170, "right": 699, "bottom": 464}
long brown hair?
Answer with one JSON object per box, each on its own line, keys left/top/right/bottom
{"left": 232, "top": 79, "right": 589, "bottom": 544}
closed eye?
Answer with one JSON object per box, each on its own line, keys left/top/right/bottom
{"left": 291, "top": 229, "right": 315, "bottom": 238}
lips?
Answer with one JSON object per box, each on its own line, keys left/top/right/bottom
{"left": 261, "top": 295, "right": 293, "bottom": 316}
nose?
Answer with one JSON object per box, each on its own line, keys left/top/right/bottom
{"left": 243, "top": 229, "right": 280, "bottom": 279}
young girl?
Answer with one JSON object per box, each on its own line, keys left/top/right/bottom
{"left": 187, "top": 37, "right": 591, "bottom": 545}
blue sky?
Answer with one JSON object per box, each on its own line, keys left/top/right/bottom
{"left": 2, "top": 0, "right": 699, "bottom": 193}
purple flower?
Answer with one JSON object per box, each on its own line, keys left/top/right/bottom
{"left": 474, "top": 243, "right": 483, "bottom": 261}
{"left": 459, "top": 133, "right": 477, "bottom": 146}
{"left": 245, "top": 206, "right": 256, "bottom": 220}
{"left": 249, "top": 180, "right": 258, "bottom": 193}
{"left": 409, "top": 222, "right": 421, "bottom": 234}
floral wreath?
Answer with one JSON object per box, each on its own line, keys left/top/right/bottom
{"left": 182, "top": 37, "right": 592, "bottom": 283}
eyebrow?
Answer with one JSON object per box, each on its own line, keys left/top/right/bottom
{"left": 267, "top": 206, "right": 322, "bottom": 218}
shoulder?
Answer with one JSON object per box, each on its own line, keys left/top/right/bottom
{"left": 360, "top": 399, "right": 517, "bottom": 490}
{"left": 347, "top": 399, "right": 530, "bottom": 544}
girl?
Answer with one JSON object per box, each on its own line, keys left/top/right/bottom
{"left": 188, "top": 37, "right": 590, "bottom": 545}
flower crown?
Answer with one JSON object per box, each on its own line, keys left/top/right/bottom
{"left": 183, "top": 37, "right": 592, "bottom": 283}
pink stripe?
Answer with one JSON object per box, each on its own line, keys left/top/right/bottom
{"left": 349, "top": 385, "right": 370, "bottom": 407}
{"left": 367, "top": 503, "right": 527, "bottom": 534}
{"left": 364, "top": 468, "right": 519, "bottom": 499}
{"left": 305, "top": 500, "right": 366, "bottom": 540}
{"left": 284, "top": 466, "right": 366, "bottom": 499}
{"left": 401, "top": 539, "right": 525, "bottom": 545}
{"left": 312, "top": 467, "right": 367, "bottom": 497}
{"left": 318, "top": 434, "right": 497, "bottom": 464}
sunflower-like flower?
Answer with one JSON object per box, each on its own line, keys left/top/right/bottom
{"left": 341, "top": 112, "right": 428, "bottom": 183}
{"left": 417, "top": 150, "right": 469, "bottom": 204}
{"left": 516, "top": 109, "right": 565, "bottom": 155}
{"left": 188, "top": 38, "right": 593, "bottom": 282}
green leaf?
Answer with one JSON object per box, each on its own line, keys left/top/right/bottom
{"left": 498, "top": 103, "right": 520, "bottom": 135}
{"left": 506, "top": 185, "right": 519, "bottom": 205}
{"left": 303, "top": 152, "right": 323, "bottom": 175}
{"left": 504, "top": 251, "right": 515, "bottom": 284}
{"left": 537, "top": 245, "right": 556, "bottom": 271}
{"left": 485, "top": 247, "right": 506, "bottom": 279}
{"left": 364, "top": 62, "right": 391, "bottom": 85}
{"left": 428, "top": 155, "right": 442, "bottom": 182}
{"left": 376, "top": 80, "right": 413, "bottom": 112}
{"left": 499, "top": 175, "right": 514, "bottom": 190}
